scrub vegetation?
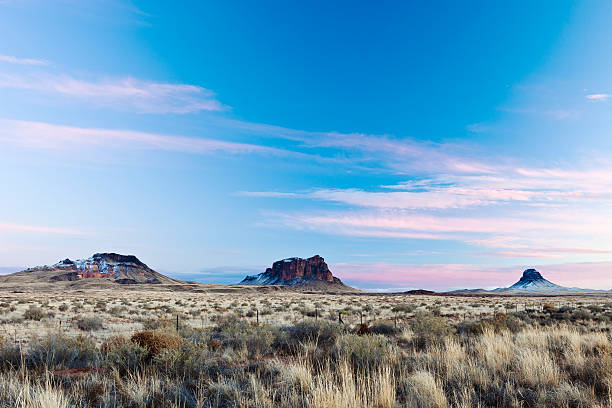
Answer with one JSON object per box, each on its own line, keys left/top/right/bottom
{"left": 0, "top": 290, "right": 611, "bottom": 407}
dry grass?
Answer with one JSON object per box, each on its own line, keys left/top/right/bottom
{"left": 0, "top": 288, "right": 611, "bottom": 407}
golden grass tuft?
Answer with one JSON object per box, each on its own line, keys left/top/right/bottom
{"left": 130, "top": 330, "right": 182, "bottom": 356}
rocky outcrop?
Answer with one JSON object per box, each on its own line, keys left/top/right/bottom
{"left": 241, "top": 255, "right": 344, "bottom": 286}
{"left": 267, "top": 255, "right": 334, "bottom": 283}
{"left": 15, "top": 253, "right": 175, "bottom": 284}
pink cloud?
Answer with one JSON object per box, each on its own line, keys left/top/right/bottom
{"left": 0, "top": 73, "right": 223, "bottom": 114}
{"left": 274, "top": 210, "right": 609, "bottom": 236}
{"left": 585, "top": 93, "right": 609, "bottom": 102}
{"left": 303, "top": 132, "right": 494, "bottom": 175}
{"left": 0, "top": 119, "right": 287, "bottom": 156}
{"left": 0, "top": 54, "right": 48, "bottom": 66}
{"left": 331, "top": 261, "right": 612, "bottom": 291}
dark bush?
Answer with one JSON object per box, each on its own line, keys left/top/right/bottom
{"left": 458, "top": 313, "right": 524, "bottom": 335}
{"left": 370, "top": 322, "right": 400, "bottom": 336}
{"left": 75, "top": 316, "right": 104, "bottom": 331}
{"left": 23, "top": 306, "right": 45, "bottom": 321}
{"left": 391, "top": 303, "right": 416, "bottom": 314}
{"left": 572, "top": 309, "right": 593, "bottom": 321}
{"left": 354, "top": 323, "right": 371, "bottom": 335}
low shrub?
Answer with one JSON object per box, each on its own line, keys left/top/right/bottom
{"left": 100, "top": 335, "right": 129, "bottom": 354}
{"left": 27, "top": 334, "right": 100, "bottom": 370}
{"left": 276, "top": 320, "right": 345, "bottom": 352}
{"left": 572, "top": 309, "right": 593, "bottom": 321}
{"left": 370, "top": 322, "right": 400, "bottom": 336}
{"left": 335, "top": 333, "right": 393, "bottom": 370}
{"left": 354, "top": 323, "right": 372, "bottom": 335}
{"left": 152, "top": 341, "right": 209, "bottom": 379}
{"left": 458, "top": 313, "right": 524, "bottom": 335}
{"left": 75, "top": 316, "right": 104, "bottom": 331}
{"left": 0, "top": 343, "right": 22, "bottom": 370}
{"left": 23, "top": 306, "right": 45, "bottom": 321}
{"left": 104, "top": 341, "right": 148, "bottom": 374}
{"left": 391, "top": 303, "right": 416, "bottom": 313}
{"left": 410, "top": 312, "right": 452, "bottom": 349}
{"left": 210, "top": 315, "right": 275, "bottom": 357}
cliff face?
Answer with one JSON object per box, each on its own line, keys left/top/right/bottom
{"left": 241, "top": 255, "right": 343, "bottom": 286}
{"left": 266, "top": 255, "right": 334, "bottom": 283}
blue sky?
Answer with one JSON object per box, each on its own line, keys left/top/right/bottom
{"left": 2, "top": 1, "right": 612, "bottom": 290}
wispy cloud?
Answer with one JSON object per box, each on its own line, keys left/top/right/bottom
{"left": 213, "top": 119, "right": 496, "bottom": 175}
{"left": 247, "top": 160, "right": 612, "bottom": 261}
{"left": 0, "top": 118, "right": 287, "bottom": 156}
{"left": 302, "top": 132, "right": 494, "bottom": 174}
{"left": 243, "top": 166, "right": 612, "bottom": 210}
{"left": 585, "top": 93, "right": 609, "bottom": 102}
{"left": 0, "top": 54, "right": 48, "bottom": 66}
{"left": 0, "top": 73, "right": 224, "bottom": 114}
{"left": 0, "top": 222, "right": 82, "bottom": 235}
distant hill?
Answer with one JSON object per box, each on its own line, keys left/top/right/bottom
{"left": 0, "top": 253, "right": 178, "bottom": 286}
{"left": 240, "top": 255, "right": 356, "bottom": 291}
{"left": 447, "top": 268, "right": 601, "bottom": 295}
{"left": 499, "top": 269, "right": 566, "bottom": 292}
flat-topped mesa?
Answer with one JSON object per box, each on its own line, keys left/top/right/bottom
{"left": 241, "top": 255, "right": 344, "bottom": 287}
{"left": 267, "top": 255, "right": 334, "bottom": 283}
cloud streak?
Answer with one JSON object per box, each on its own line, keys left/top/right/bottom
{"left": 0, "top": 54, "right": 48, "bottom": 66}
{"left": 585, "top": 93, "right": 609, "bottom": 102}
{"left": 0, "top": 73, "right": 224, "bottom": 114}
{"left": 248, "top": 160, "right": 612, "bottom": 261}
{"left": 0, "top": 118, "right": 287, "bottom": 156}
{"left": 244, "top": 167, "right": 612, "bottom": 211}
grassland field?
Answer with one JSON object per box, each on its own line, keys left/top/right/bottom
{"left": 0, "top": 287, "right": 611, "bottom": 407}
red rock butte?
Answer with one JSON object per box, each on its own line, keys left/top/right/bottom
{"left": 265, "top": 255, "right": 334, "bottom": 283}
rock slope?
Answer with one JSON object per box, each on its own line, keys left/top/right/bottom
{"left": 1, "top": 253, "right": 176, "bottom": 285}
{"left": 505, "top": 269, "right": 565, "bottom": 291}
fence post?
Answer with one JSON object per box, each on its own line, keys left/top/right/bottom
{"left": 176, "top": 314, "right": 179, "bottom": 332}
{"left": 338, "top": 311, "right": 343, "bottom": 324}
{"left": 256, "top": 309, "right": 259, "bottom": 324}
{"left": 315, "top": 308, "right": 318, "bottom": 321}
